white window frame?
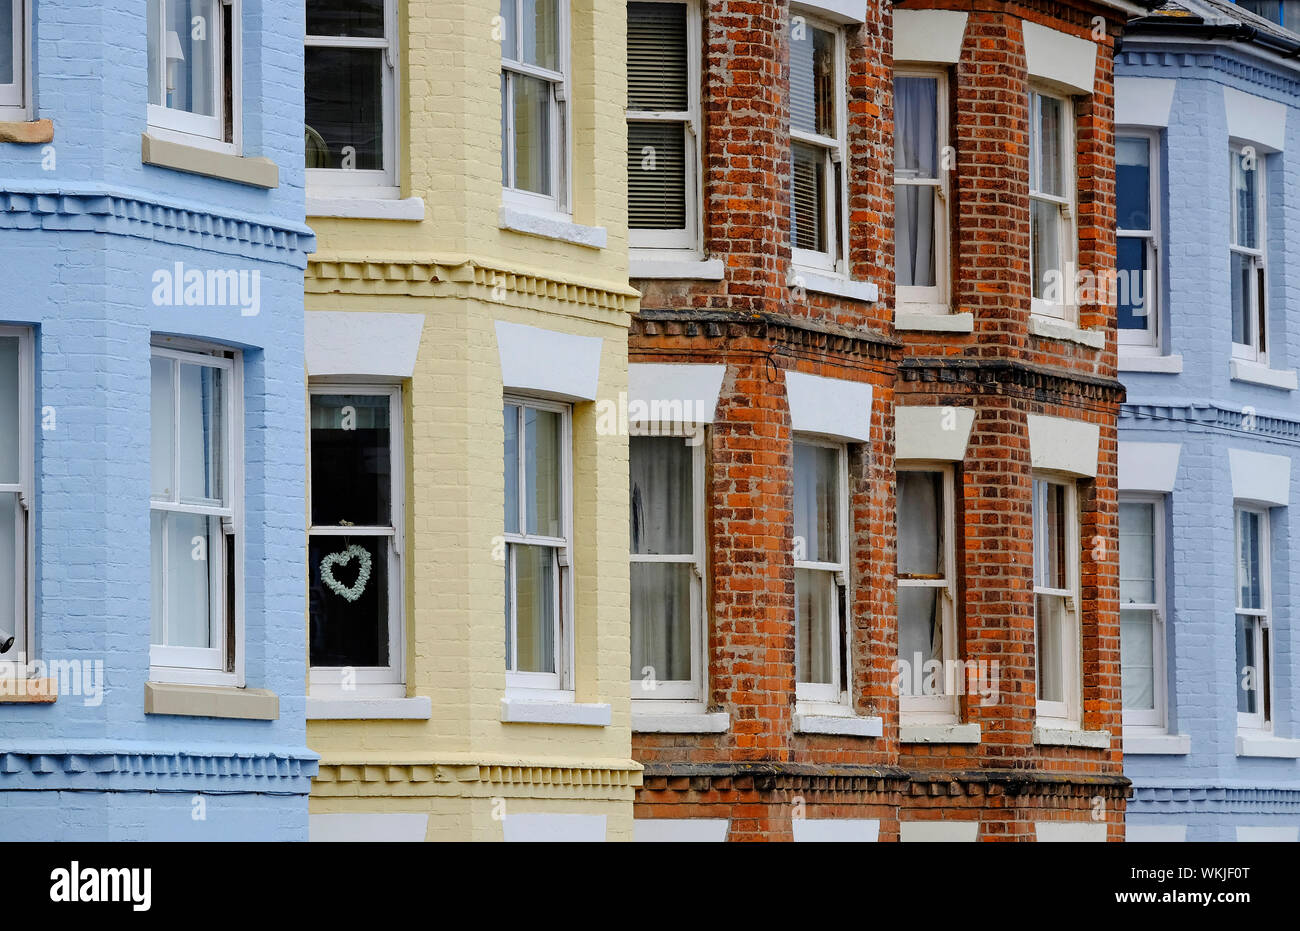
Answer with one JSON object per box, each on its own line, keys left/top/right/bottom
{"left": 500, "top": 0, "right": 572, "bottom": 217}
{"left": 1116, "top": 130, "right": 1161, "bottom": 351}
{"left": 1119, "top": 494, "right": 1167, "bottom": 730}
{"left": 897, "top": 464, "right": 958, "bottom": 721}
{"left": 307, "top": 384, "right": 405, "bottom": 698}
{"left": 628, "top": 431, "right": 707, "bottom": 702}
{"left": 1235, "top": 505, "right": 1273, "bottom": 733}
{"left": 146, "top": 0, "right": 243, "bottom": 154}
{"left": 1028, "top": 87, "right": 1077, "bottom": 323}
{"left": 305, "top": 0, "right": 399, "bottom": 197}
{"left": 1229, "top": 143, "right": 1269, "bottom": 364}
{"left": 0, "top": 0, "right": 29, "bottom": 119}
{"left": 893, "top": 68, "right": 950, "bottom": 313}
{"left": 503, "top": 395, "right": 574, "bottom": 694}
{"left": 793, "top": 436, "right": 850, "bottom": 706}
{"left": 627, "top": 0, "right": 702, "bottom": 255}
{"left": 0, "top": 326, "right": 34, "bottom": 669}
{"left": 149, "top": 341, "right": 243, "bottom": 687}
{"left": 1033, "top": 475, "right": 1080, "bottom": 726}
{"left": 789, "top": 15, "right": 848, "bottom": 276}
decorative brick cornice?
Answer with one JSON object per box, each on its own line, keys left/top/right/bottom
{"left": 1122, "top": 402, "right": 1300, "bottom": 446}
{"left": 900, "top": 357, "right": 1126, "bottom": 404}
{"left": 1130, "top": 784, "right": 1300, "bottom": 813}
{"left": 312, "top": 758, "right": 643, "bottom": 798}
{"left": 0, "top": 744, "right": 317, "bottom": 793}
{"left": 0, "top": 186, "right": 315, "bottom": 267}
{"left": 306, "top": 256, "right": 638, "bottom": 322}
{"left": 633, "top": 309, "right": 900, "bottom": 364}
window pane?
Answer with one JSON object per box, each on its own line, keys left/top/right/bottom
{"left": 894, "top": 184, "right": 936, "bottom": 288}
{"left": 628, "top": 121, "right": 687, "bottom": 230}
{"left": 0, "top": 336, "right": 19, "bottom": 485}
{"left": 0, "top": 493, "right": 17, "bottom": 645}
{"left": 630, "top": 436, "right": 693, "bottom": 554}
{"left": 631, "top": 561, "right": 692, "bottom": 683}
{"left": 1030, "top": 199, "right": 1061, "bottom": 300}
{"left": 524, "top": 406, "right": 562, "bottom": 537}
{"left": 158, "top": 0, "right": 219, "bottom": 117}
{"left": 894, "top": 76, "right": 937, "bottom": 178}
{"left": 790, "top": 26, "right": 835, "bottom": 137}
{"left": 150, "top": 357, "right": 175, "bottom": 500}
{"left": 791, "top": 142, "right": 825, "bottom": 252}
{"left": 1236, "top": 510, "right": 1262, "bottom": 610}
{"left": 177, "top": 363, "right": 224, "bottom": 505}
{"left": 898, "top": 587, "right": 942, "bottom": 673}
{"left": 309, "top": 536, "right": 389, "bottom": 667}
{"left": 794, "top": 442, "right": 839, "bottom": 563}
{"left": 1230, "top": 250, "right": 1252, "bottom": 346}
{"left": 511, "top": 74, "right": 552, "bottom": 195}
{"left": 504, "top": 405, "right": 520, "bottom": 534}
{"left": 307, "top": 0, "right": 385, "bottom": 38}
{"left": 311, "top": 394, "right": 392, "bottom": 527}
{"left": 1120, "top": 609, "right": 1155, "bottom": 711}
{"left": 898, "top": 471, "right": 942, "bottom": 577}
{"left": 150, "top": 511, "right": 165, "bottom": 645}
{"left": 1118, "top": 502, "right": 1155, "bottom": 604}
{"left": 1035, "top": 592, "right": 1065, "bottom": 702}
{"left": 628, "top": 1, "right": 687, "bottom": 111}
{"left": 500, "top": 0, "right": 517, "bottom": 58}
{"left": 1036, "top": 94, "right": 1063, "bottom": 197}
{"left": 1, "top": 0, "right": 15, "bottom": 85}
{"left": 1116, "top": 237, "right": 1151, "bottom": 331}
{"left": 1231, "top": 151, "right": 1258, "bottom": 248}
{"left": 305, "top": 47, "right": 384, "bottom": 171}
{"left": 521, "top": 0, "right": 559, "bottom": 70}
{"left": 1033, "top": 480, "right": 1068, "bottom": 590}
{"left": 1116, "top": 137, "right": 1151, "bottom": 231}
{"left": 1236, "top": 613, "right": 1257, "bottom": 714}
{"left": 795, "top": 568, "right": 835, "bottom": 684}
{"left": 511, "top": 543, "right": 556, "bottom": 673}
{"left": 161, "top": 511, "right": 219, "bottom": 649}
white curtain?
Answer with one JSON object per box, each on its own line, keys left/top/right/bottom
{"left": 629, "top": 437, "right": 692, "bottom": 681}
{"left": 894, "top": 77, "right": 937, "bottom": 288}
{"left": 793, "top": 443, "right": 839, "bottom": 563}
{"left": 897, "top": 472, "right": 943, "bottom": 667}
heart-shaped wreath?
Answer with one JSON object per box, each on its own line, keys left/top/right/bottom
{"left": 319, "top": 544, "right": 373, "bottom": 603}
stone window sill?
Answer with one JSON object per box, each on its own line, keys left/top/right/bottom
{"left": 1236, "top": 733, "right": 1300, "bottom": 758}
{"left": 632, "top": 708, "right": 730, "bottom": 733}
{"left": 895, "top": 310, "right": 974, "bottom": 333}
{"left": 1028, "top": 316, "right": 1106, "bottom": 349}
{"left": 1230, "top": 359, "right": 1298, "bottom": 391}
{"left": 306, "top": 696, "right": 432, "bottom": 720}
{"left": 1119, "top": 351, "right": 1183, "bottom": 374}
{"left": 900, "top": 722, "right": 981, "bottom": 744}
{"left": 0, "top": 119, "right": 53, "bottom": 145}
{"left": 498, "top": 205, "right": 607, "bottom": 249}
{"left": 144, "top": 681, "right": 279, "bottom": 720}
{"left": 789, "top": 268, "right": 879, "bottom": 303}
{"left": 306, "top": 195, "right": 425, "bottom": 221}
{"left": 629, "top": 255, "right": 725, "bottom": 280}
{"left": 1122, "top": 730, "right": 1190, "bottom": 755}
{"left": 794, "top": 705, "right": 883, "bottom": 737}
{"left": 1033, "top": 725, "right": 1111, "bottom": 749}
{"left": 499, "top": 696, "right": 611, "bottom": 727}
{"left": 0, "top": 677, "right": 57, "bottom": 703}
{"left": 141, "top": 132, "right": 279, "bottom": 189}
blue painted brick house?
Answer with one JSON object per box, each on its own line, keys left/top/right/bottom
{"left": 1116, "top": 0, "right": 1300, "bottom": 842}
{"left": 0, "top": 0, "right": 315, "bottom": 839}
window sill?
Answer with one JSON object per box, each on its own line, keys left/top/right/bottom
{"left": 629, "top": 256, "right": 725, "bottom": 280}
{"left": 499, "top": 696, "right": 611, "bottom": 727}
{"left": 1122, "top": 730, "right": 1190, "bottom": 755}
{"left": 794, "top": 705, "right": 883, "bottom": 738}
{"left": 144, "top": 681, "right": 279, "bottom": 720}
{"left": 899, "top": 722, "right": 981, "bottom": 744}
{"left": 789, "top": 268, "right": 879, "bottom": 304}
{"left": 1119, "top": 351, "right": 1182, "bottom": 373}
{"left": 306, "top": 696, "right": 432, "bottom": 720}
{"left": 498, "top": 205, "right": 607, "bottom": 249}
{"left": 1236, "top": 733, "right": 1300, "bottom": 758}
{"left": 895, "top": 310, "right": 974, "bottom": 333}
{"left": 633, "top": 708, "right": 730, "bottom": 733}
{"left": 1033, "top": 725, "right": 1111, "bottom": 749}
{"left": 1028, "top": 316, "right": 1106, "bottom": 349}
{"left": 0, "top": 119, "right": 53, "bottom": 145}
{"left": 141, "top": 132, "right": 279, "bottom": 189}
{"left": 1230, "top": 360, "right": 1298, "bottom": 391}
{"left": 0, "top": 677, "right": 57, "bottom": 703}
{"left": 306, "top": 196, "right": 425, "bottom": 221}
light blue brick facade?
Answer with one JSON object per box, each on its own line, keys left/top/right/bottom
{"left": 0, "top": 1, "right": 315, "bottom": 839}
{"left": 1118, "top": 1, "right": 1300, "bottom": 842}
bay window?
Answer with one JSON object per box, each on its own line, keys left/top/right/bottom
{"left": 894, "top": 71, "right": 949, "bottom": 311}
{"left": 308, "top": 387, "right": 404, "bottom": 695}
{"left": 1033, "top": 476, "right": 1079, "bottom": 724}
{"left": 627, "top": 0, "right": 700, "bottom": 252}
{"left": 629, "top": 434, "right": 705, "bottom": 700}
{"left": 0, "top": 327, "right": 32, "bottom": 666}
{"left": 1, "top": 0, "right": 27, "bottom": 118}
{"left": 147, "top": 0, "right": 240, "bottom": 150}
{"left": 794, "top": 439, "right": 848, "bottom": 704}
{"left": 789, "top": 18, "right": 846, "bottom": 273}
{"left": 1117, "top": 132, "right": 1160, "bottom": 350}
{"left": 504, "top": 398, "right": 571, "bottom": 691}
{"left": 897, "top": 467, "right": 957, "bottom": 717}
{"left": 150, "top": 342, "right": 241, "bottom": 684}
{"left": 305, "top": 0, "right": 398, "bottom": 192}
{"left": 500, "top": 0, "right": 569, "bottom": 214}
{"left": 1029, "top": 88, "right": 1076, "bottom": 320}
{"left": 1119, "top": 497, "right": 1166, "bottom": 728}
{"left": 1235, "top": 506, "right": 1273, "bottom": 732}
{"left": 1230, "top": 145, "right": 1268, "bottom": 362}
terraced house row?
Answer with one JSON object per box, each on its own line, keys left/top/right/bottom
{"left": 0, "top": 0, "right": 1296, "bottom": 842}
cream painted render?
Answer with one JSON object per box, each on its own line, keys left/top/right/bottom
{"left": 305, "top": 312, "right": 426, "bottom": 378}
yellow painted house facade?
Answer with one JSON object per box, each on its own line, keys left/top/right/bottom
{"left": 301, "top": 0, "right": 639, "bottom": 841}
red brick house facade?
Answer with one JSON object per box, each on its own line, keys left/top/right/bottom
{"left": 626, "top": 0, "right": 1131, "bottom": 841}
